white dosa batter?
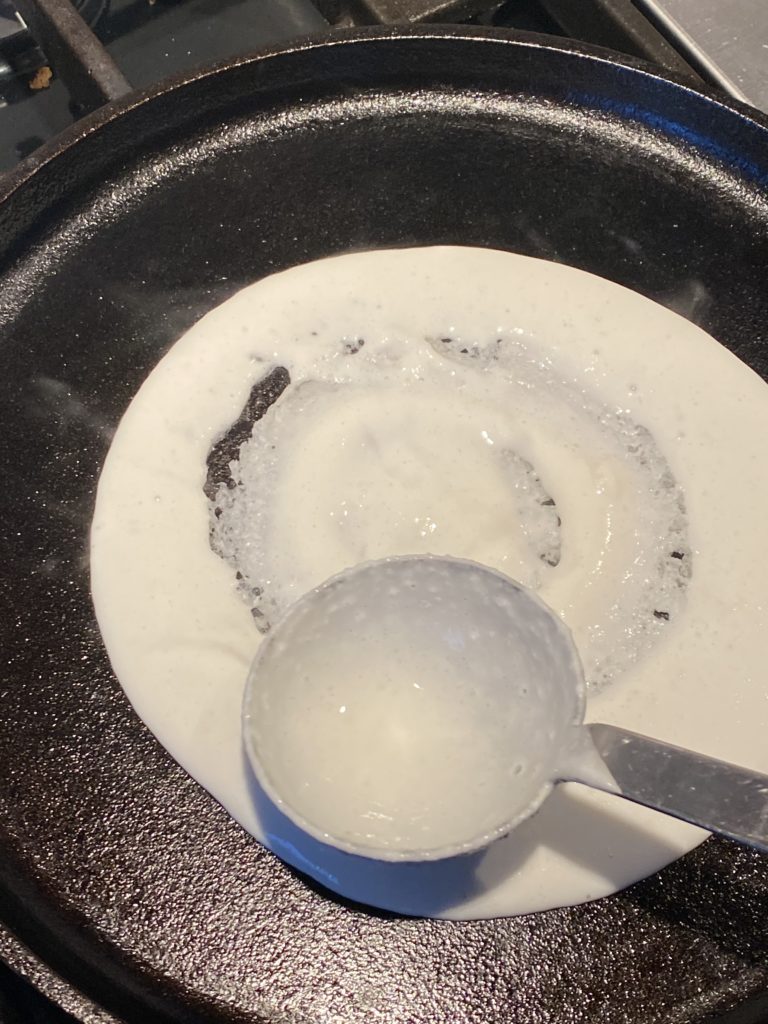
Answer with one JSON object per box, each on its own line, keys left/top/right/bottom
{"left": 90, "top": 247, "right": 768, "bottom": 919}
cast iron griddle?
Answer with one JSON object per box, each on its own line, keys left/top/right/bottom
{"left": 1, "top": 27, "right": 768, "bottom": 1024}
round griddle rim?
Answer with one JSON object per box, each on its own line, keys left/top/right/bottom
{"left": 2, "top": 23, "right": 768, "bottom": 215}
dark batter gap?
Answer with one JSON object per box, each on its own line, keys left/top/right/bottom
{"left": 204, "top": 366, "right": 290, "bottom": 503}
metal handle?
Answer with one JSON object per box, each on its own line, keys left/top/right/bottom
{"left": 585, "top": 723, "right": 768, "bottom": 853}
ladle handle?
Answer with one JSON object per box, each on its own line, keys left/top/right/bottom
{"left": 587, "top": 723, "right": 768, "bottom": 854}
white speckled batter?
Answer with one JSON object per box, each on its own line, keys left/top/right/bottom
{"left": 90, "top": 247, "right": 768, "bottom": 919}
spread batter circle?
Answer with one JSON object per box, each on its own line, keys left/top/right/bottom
{"left": 90, "top": 247, "right": 768, "bottom": 919}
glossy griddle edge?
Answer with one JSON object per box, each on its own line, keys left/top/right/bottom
{"left": 1, "top": 26, "right": 768, "bottom": 1024}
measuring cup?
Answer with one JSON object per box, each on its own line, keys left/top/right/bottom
{"left": 242, "top": 556, "right": 768, "bottom": 863}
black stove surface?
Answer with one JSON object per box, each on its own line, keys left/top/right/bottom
{"left": 0, "top": 0, "right": 328, "bottom": 170}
